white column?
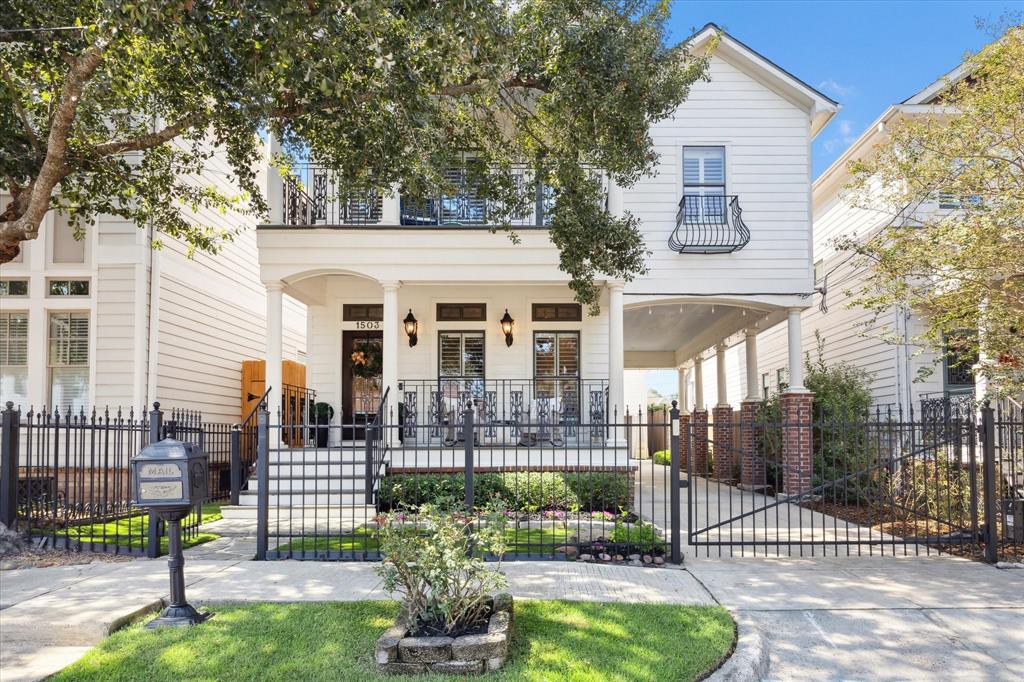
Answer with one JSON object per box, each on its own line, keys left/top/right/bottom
{"left": 716, "top": 343, "right": 729, "bottom": 407}
{"left": 786, "top": 308, "right": 806, "bottom": 392}
{"left": 745, "top": 329, "right": 760, "bottom": 401}
{"left": 265, "top": 134, "right": 284, "bottom": 224}
{"left": 607, "top": 282, "right": 625, "bottom": 423}
{"left": 693, "top": 355, "right": 705, "bottom": 411}
{"left": 677, "top": 365, "right": 689, "bottom": 414}
{"left": 265, "top": 282, "right": 284, "bottom": 422}
{"left": 382, "top": 281, "right": 400, "bottom": 405}
{"left": 381, "top": 183, "right": 401, "bottom": 225}
{"left": 607, "top": 177, "right": 624, "bottom": 217}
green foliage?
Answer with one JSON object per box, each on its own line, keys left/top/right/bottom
{"left": 0, "top": 1, "right": 712, "bottom": 306}
{"left": 376, "top": 504, "right": 508, "bottom": 636}
{"left": 653, "top": 449, "right": 671, "bottom": 465}
{"left": 378, "top": 471, "right": 630, "bottom": 513}
{"left": 888, "top": 459, "right": 975, "bottom": 530}
{"left": 610, "top": 519, "right": 663, "bottom": 552}
{"left": 842, "top": 24, "right": 1024, "bottom": 395}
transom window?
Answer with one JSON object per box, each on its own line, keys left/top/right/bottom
{"left": 438, "top": 331, "right": 485, "bottom": 397}
{"left": 532, "top": 303, "right": 582, "bottom": 322}
{"left": 0, "top": 279, "right": 28, "bottom": 296}
{"left": 48, "top": 279, "right": 90, "bottom": 296}
{"left": 49, "top": 312, "right": 89, "bottom": 411}
{"left": 0, "top": 312, "right": 29, "bottom": 408}
{"left": 436, "top": 303, "right": 486, "bottom": 322}
{"left": 342, "top": 304, "right": 383, "bottom": 321}
{"left": 682, "top": 146, "right": 726, "bottom": 223}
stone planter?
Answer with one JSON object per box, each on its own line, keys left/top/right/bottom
{"left": 375, "top": 594, "right": 514, "bottom": 675}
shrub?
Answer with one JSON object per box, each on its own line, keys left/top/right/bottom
{"left": 653, "top": 450, "right": 670, "bottom": 465}
{"left": 379, "top": 471, "right": 631, "bottom": 513}
{"left": 888, "top": 459, "right": 975, "bottom": 529}
{"left": 611, "top": 519, "right": 663, "bottom": 552}
{"left": 376, "top": 504, "right": 508, "bottom": 636}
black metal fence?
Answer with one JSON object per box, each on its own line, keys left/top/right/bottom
{"left": 253, "top": 402, "right": 670, "bottom": 562}
{"left": 683, "top": 401, "right": 1023, "bottom": 561}
{"left": 0, "top": 402, "right": 237, "bottom": 557}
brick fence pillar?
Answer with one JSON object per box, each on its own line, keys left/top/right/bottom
{"left": 678, "top": 412, "right": 691, "bottom": 469}
{"left": 712, "top": 405, "right": 736, "bottom": 482}
{"left": 739, "top": 401, "right": 765, "bottom": 489}
{"left": 690, "top": 410, "right": 709, "bottom": 476}
{"left": 781, "top": 392, "right": 815, "bottom": 497}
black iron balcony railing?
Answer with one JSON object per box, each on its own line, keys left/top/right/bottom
{"left": 282, "top": 165, "right": 383, "bottom": 226}
{"left": 668, "top": 194, "right": 750, "bottom": 254}
{"left": 278, "top": 163, "right": 576, "bottom": 227}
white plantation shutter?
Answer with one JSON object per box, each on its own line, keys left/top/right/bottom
{"left": 0, "top": 312, "right": 29, "bottom": 408}
{"left": 48, "top": 312, "right": 89, "bottom": 411}
{"left": 683, "top": 147, "right": 726, "bottom": 222}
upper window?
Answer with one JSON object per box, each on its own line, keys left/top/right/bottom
{"left": 0, "top": 279, "right": 29, "bottom": 297}
{"left": 48, "top": 279, "right": 90, "bottom": 296}
{"left": 682, "top": 146, "right": 726, "bottom": 223}
{"left": 0, "top": 312, "right": 29, "bottom": 408}
{"left": 48, "top": 312, "right": 90, "bottom": 411}
{"left": 51, "top": 210, "right": 86, "bottom": 263}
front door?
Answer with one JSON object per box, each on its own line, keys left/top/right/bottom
{"left": 342, "top": 330, "right": 383, "bottom": 440}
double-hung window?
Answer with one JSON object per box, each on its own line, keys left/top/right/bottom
{"left": 0, "top": 312, "right": 29, "bottom": 408}
{"left": 48, "top": 312, "right": 89, "bottom": 411}
{"left": 683, "top": 146, "right": 726, "bottom": 223}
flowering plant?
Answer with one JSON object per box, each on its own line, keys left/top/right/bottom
{"left": 350, "top": 340, "right": 383, "bottom": 379}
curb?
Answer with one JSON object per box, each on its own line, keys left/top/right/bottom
{"left": 107, "top": 599, "right": 165, "bottom": 635}
{"left": 707, "top": 616, "right": 769, "bottom": 682}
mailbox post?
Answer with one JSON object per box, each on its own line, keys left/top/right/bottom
{"left": 132, "top": 438, "right": 210, "bottom": 628}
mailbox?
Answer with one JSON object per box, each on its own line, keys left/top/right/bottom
{"left": 132, "top": 438, "right": 208, "bottom": 510}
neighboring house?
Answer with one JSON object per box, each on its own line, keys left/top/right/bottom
{"left": 754, "top": 64, "right": 977, "bottom": 416}
{"left": 0, "top": 153, "right": 307, "bottom": 425}
{"left": 254, "top": 23, "right": 837, "bottom": 442}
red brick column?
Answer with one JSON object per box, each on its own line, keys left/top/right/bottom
{"left": 690, "top": 410, "right": 709, "bottom": 476}
{"left": 781, "top": 392, "right": 815, "bottom": 497}
{"left": 712, "top": 406, "right": 736, "bottom": 482}
{"left": 678, "top": 412, "right": 691, "bottom": 469}
{"left": 739, "top": 401, "right": 765, "bottom": 489}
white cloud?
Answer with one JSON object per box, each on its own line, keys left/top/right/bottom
{"left": 822, "top": 119, "right": 858, "bottom": 153}
{"left": 818, "top": 78, "right": 856, "bottom": 98}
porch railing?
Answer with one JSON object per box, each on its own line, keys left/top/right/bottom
{"left": 364, "top": 387, "right": 391, "bottom": 504}
{"left": 398, "top": 378, "right": 610, "bottom": 446}
{"left": 668, "top": 195, "right": 750, "bottom": 254}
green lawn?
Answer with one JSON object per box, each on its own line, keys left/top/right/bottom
{"left": 273, "top": 524, "right": 574, "bottom": 556}
{"left": 52, "top": 601, "right": 735, "bottom": 682}
{"left": 45, "top": 501, "right": 223, "bottom": 553}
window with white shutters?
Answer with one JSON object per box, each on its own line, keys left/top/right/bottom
{"left": 438, "top": 331, "right": 485, "bottom": 397}
{"left": 0, "top": 312, "right": 29, "bottom": 408}
{"left": 48, "top": 312, "right": 89, "bottom": 411}
{"left": 682, "top": 146, "right": 726, "bottom": 223}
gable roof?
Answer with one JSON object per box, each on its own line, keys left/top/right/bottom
{"left": 684, "top": 23, "right": 840, "bottom": 138}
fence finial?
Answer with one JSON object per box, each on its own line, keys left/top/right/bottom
{"left": 671, "top": 400, "right": 678, "bottom": 409}
{"left": 153, "top": 401, "right": 161, "bottom": 410}
{"left": 3, "top": 401, "right": 12, "bottom": 411}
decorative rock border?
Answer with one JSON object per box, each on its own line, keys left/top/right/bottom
{"left": 375, "top": 594, "right": 513, "bottom": 675}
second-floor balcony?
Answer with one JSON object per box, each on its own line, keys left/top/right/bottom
{"left": 668, "top": 194, "right": 750, "bottom": 254}
{"left": 280, "top": 163, "right": 558, "bottom": 228}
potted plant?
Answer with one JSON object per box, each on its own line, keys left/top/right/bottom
{"left": 312, "top": 401, "right": 334, "bottom": 447}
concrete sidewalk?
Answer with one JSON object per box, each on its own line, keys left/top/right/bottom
{"left": 1, "top": 554, "right": 1022, "bottom": 681}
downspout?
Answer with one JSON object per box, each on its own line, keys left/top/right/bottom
{"left": 145, "top": 218, "right": 161, "bottom": 408}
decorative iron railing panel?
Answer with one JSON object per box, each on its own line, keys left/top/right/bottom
{"left": 282, "top": 164, "right": 383, "bottom": 226}
{"left": 668, "top": 194, "right": 750, "bottom": 254}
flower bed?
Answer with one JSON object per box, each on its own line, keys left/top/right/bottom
{"left": 375, "top": 594, "right": 514, "bottom": 675}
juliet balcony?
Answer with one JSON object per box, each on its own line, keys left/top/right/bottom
{"left": 668, "top": 194, "right": 750, "bottom": 254}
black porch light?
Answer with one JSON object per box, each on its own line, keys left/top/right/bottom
{"left": 403, "top": 309, "right": 419, "bottom": 347}
{"left": 500, "top": 309, "right": 515, "bottom": 347}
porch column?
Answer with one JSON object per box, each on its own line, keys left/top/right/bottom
{"left": 265, "top": 282, "right": 283, "bottom": 425}
{"left": 690, "top": 355, "right": 709, "bottom": 476}
{"left": 745, "top": 329, "right": 760, "bottom": 401}
{"left": 786, "top": 308, "right": 806, "bottom": 392}
{"left": 677, "top": 365, "right": 689, "bottom": 415}
{"left": 607, "top": 282, "right": 625, "bottom": 424}
{"left": 712, "top": 344, "right": 734, "bottom": 480}
{"left": 265, "top": 134, "right": 283, "bottom": 224}
{"left": 740, "top": 328, "right": 765, "bottom": 488}
{"left": 782, "top": 308, "right": 813, "bottom": 496}
{"left": 381, "top": 183, "right": 401, "bottom": 225}
{"left": 382, "top": 281, "right": 400, "bottom": 407}
{"left": 715, "top": 343, "right": 728, "bottom": 407}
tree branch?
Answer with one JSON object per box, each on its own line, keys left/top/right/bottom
{"left": 92, "top": 116, "right": 202, "bottom": 157}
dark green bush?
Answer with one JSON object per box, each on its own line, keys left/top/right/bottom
{"left": 379, "top": 471, "right": 631, "bottom": 513}
{"left": 652, "top": 450, "right": 670, "bottom": 465}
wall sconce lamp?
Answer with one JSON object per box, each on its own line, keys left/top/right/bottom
{"left": 500, "top": 309, "right": 515, "bottom": 347}
{"left": 403, "top": 309, "right": 418, "bottom": 347}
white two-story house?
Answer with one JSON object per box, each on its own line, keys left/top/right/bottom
{"left": 254, "top": 24, "right": 838, "bottom": 456}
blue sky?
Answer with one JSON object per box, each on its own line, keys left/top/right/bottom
{"left": 665, "top": 0, "right": 1023, "bottom": 178}
{"left": 646, "top": 0, "right": 1022, "bottom": 400}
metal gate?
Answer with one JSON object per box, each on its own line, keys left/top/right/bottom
{"left": 676, "top": 400, "right": 1022, "bottom": 561}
